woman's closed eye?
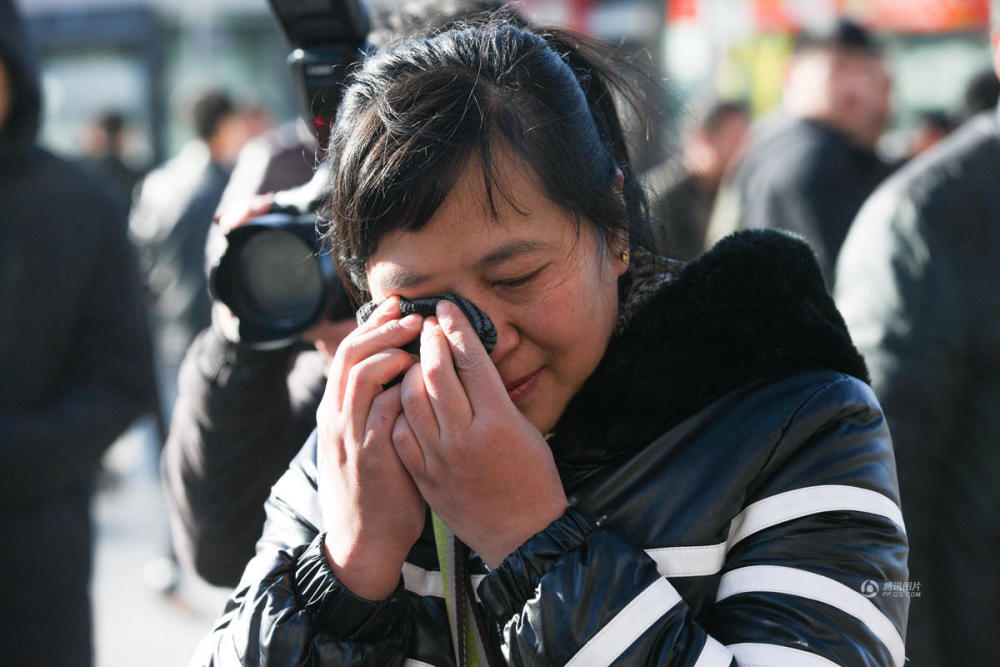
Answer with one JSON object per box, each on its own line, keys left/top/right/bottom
{"left": 492, "top": 266, "right": 546, "bottom": 289}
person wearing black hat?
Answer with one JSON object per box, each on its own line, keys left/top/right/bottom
{"left": 707, "top": 17, "right": 893, "bottom": 287}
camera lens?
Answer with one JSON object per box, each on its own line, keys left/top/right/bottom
{"left": 234, "top": 229, "right": 323, "bottom": 328}
{"left": 208, "top": 211, "right": 352, "bottom": 348}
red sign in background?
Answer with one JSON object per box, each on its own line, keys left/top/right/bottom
{"left": 850, "top": 0, "right": 990, "bottom": 33}
{"left": 669, "top": 0, "right": 990, "bottom": 32}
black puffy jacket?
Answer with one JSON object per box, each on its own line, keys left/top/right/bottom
{"left": 194, "top": 231, "right": 908, "bottom": 666}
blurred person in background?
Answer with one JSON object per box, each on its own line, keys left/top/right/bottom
{"left": 162, "top": 0, "right": 527, "bottom": 589}
{"left": 708, "top": 17, "right": 892, "bottom": 287}
{"left": 642, "top": 100, "right": 749, "bottom": 260}
{"left": 834, "top": 2, "right": 1000, "bottom": 663}
{"left": 213, "top": 101, "right": 306, "bottom": 216}
{"left": 79, "top": 108, "right": 146, "bottom": 214}
{"left": 216, "top": 0, "right": 520, "bottom": 216}
{"left": 0, "top": 0, "right": 156, "bottom": 664}
{"left": 905, "top": 109, "right": 954, "bottom": 159}
{"left": 215, "top": 115, "right": 317, "bottom": 215}
{"left": 240, "top": 103, "right": 275, "bottom": 141}
{"left": 129, "top": 89, "right": 249, "bottom": 416}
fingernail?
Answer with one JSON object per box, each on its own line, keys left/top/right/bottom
{"left": 422, "top": 316, "right": 439, "bottom": 332}
{"left": 382, "top": 296, "right": 401, "bottom": 315}
{"left": 436, "top": 300, "right": 455, "bottom": 326}
{"left": 399, "top": 313, "right": 421, "bottom": 328}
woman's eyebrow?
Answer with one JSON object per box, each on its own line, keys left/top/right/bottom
{"left": 474, "top": 239, "right": 550, "bottom": 268}
{"left": 379, "top": 268, "right": 430, "bottom": 292}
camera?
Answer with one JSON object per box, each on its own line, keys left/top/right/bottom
{"left": 207, "top": 0, "right": 370, "bottom": 348}
{"left": 267, "top": 0, "right": 371, "bottom": 150}
{"left": 207, "top": 205, "right": 353, "bottom": 348}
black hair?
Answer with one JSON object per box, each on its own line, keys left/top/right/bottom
{"left": 192, "top": 89, "right": 235, "bottom": 141}
{"left": 962, "top": 68, "right": 999, "bottom": 120}
{"left": 95, "top": 109, "right": 126, "bottom": 139}
{"left": 323, "top": 18, "right": 653, "bottom": 300}
{"left": 914, "top": 109, "right": 954, "bottom": 134}
{"left": 701, "top": 100, "right": 749, "bottom": 136}
{"left": 795, "top": 17, "right": 882, "bottom": 56}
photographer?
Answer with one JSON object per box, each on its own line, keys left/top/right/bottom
{"left": 162, "top": 0, "right": 524, "bottom": 588}
{"left": 161, "top": 163, "right": 346, "bottom": 586}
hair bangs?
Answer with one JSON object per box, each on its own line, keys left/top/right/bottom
{"left": 324, "top": 20, "right": 653, "bottom": 301}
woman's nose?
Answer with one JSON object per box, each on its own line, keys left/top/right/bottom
{"left": 487, "top": 310, "right": 519, "bottom": 365}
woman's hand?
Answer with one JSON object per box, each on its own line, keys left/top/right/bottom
{"left": 392, "top": 300, "right": 568, "bottom": 569}
{"left": 316, "top": 297, "right": 426, "bottom": 599}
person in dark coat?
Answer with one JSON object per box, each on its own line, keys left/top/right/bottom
{"left": 78, "top": 109, "right": 146, "bottom": 213}
{"left": 835, "top": 5, "right": 1000, "bottom": 662}
{"left": 192, "top": 21, "right": 908, "bottom": 666}
{"left": 643, "top": 100, "right": 749, "bottom": 261}
{"left": 129, "top": 89, "right": 248, "bottom": 414}
{"left": 0, "top": 1, "right": 156, "bottom": 664}
{"left": 708, "top": 18, "right": 893, "bottom": 287}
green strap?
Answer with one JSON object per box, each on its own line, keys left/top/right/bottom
{"left": 431, "top": 512, "right": 490, "bottom": 667}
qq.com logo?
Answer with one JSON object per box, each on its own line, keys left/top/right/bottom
{"left": 861, "top": 580, "right": 880, "bottom": 598}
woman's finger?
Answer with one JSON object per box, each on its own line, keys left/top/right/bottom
{"left": 216, "top": 192, "right": 275, "bottom": 231}
{"left": 391, "top": 411, "right": 426, "bottom": 478}
{"left": 365, "top": 383, "right": 404, "bottom": 445}
{"left": 341, "top": 348, "right": 420, "bottom": 443}
{"left": 435, "top": 299, "right": 506, "bottom": 405}
{"left": 357, "top": 295, "right": 402, "bottom": 330}
{"left": 398, "top": 362, "right": 441, "bottom": 462}
{"left": 327, "top": 307, "right": 422, "bottom": 407}
{"left": 416, "top": 316, "right": 472, "bottom": 430}
{"left": 324, "top": 296, "right": 402, "bottom": 403}
{"left": 336, "top": 313, "right": 422, "bottom": 368}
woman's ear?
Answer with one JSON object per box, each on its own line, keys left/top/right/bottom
{"left": 611, "top": 169, "right": 629, "bottom": 276}
{"left": 609, "top": 233, "right": 630, "bottom": 277}
{"left": 613, "top": 238, "right": 630, "bottom": 276}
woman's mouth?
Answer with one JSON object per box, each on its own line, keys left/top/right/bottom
{"left": 504, "top": 367, "right": 543, "bottom": 402}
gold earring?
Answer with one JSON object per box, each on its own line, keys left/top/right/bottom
{"left": 620, "top": 249, "right": 630, "bottom": 267}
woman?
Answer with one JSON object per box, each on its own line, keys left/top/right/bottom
{"left": 197, "top": 20, "right": 908, "bottom": 667}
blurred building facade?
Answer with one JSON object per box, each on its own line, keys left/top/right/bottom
{"left": 665, "top": 0, "right": 992, "bottom": 155}
{"left": 21, "top": 0, "right": 295, "bottom": 171}
{"left": 20, "top": 0, "right": 670, "bottom": 170}
{"left": 20, "top": 0, "right": 994, "bottom": 171}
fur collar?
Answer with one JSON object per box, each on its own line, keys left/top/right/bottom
{"left": 550, "top": 229, "right": 869, "bottom": 478}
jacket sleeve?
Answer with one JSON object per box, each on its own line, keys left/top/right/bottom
{"left": 0, "top": 207, "right": 155, "bottom": 506}
{"left": 477, "top": 376, "right": 909, "bottom": 666}
{"left": 162, "top": 325, "right": 326, "bottom": 586}
{"left": 191, "top": 432, "right": 413, "bottom": 666}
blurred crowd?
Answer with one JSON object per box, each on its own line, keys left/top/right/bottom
{"left": 2, "top": 0, "right": 999, "bottom": 665}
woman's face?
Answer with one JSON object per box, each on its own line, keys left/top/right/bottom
{"left": 366, "top": 153, "right": 628, "bottom": 434}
